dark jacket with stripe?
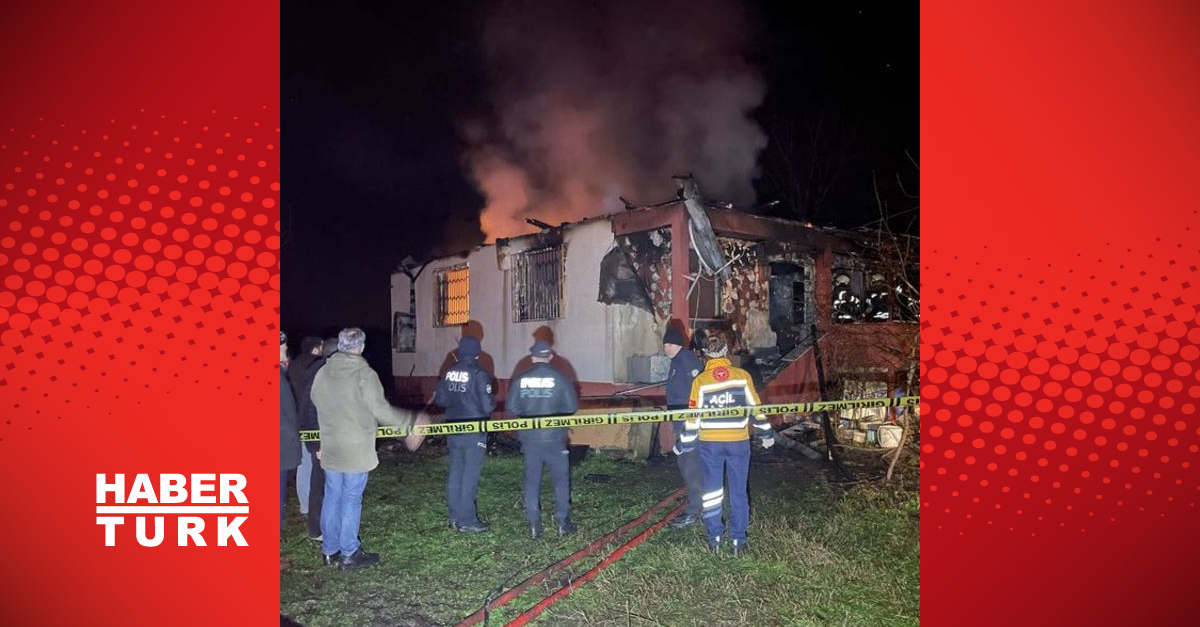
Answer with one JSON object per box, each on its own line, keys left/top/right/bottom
{"left": 505, "top": 362, "right": 579, "bottom": 444}
{"left": 290, "top": 355, "right": 325, "bottom": 452}
{"left": 434, "top": 357, "right": 497, "bottom": 421}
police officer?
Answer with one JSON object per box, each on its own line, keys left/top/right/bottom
{"left": 663, "top": 325, "right": 704, "bottom": 529}
{"left": 506, "top": 340, "right": 579, "bottom": 538}
{"left": 434, "top": 336, "right": 496, "bottom": 533}
{"left": 678, "top": 334, "right": 775, "bottom": 556}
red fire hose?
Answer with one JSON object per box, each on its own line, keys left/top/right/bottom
{"left": 502, "top": 501, "right": 688, "bottom": 627}
{"left": 453, "top": 487, "right": 685, "bottom": 627}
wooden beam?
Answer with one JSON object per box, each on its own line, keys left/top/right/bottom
{"left": 610, "top": 205, "right": 678, "bottom": 236}
{"left": 669, "top": 206, "right": 690, "bottom": 334}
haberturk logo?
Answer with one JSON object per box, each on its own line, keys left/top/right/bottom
{"left": 95, "top": 474, "right": 250, "bottom": 547}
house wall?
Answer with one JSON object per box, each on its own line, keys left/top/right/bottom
{"left": 393, "top": 218, "right": 622, "bottom": 384}
{"left": 392, "top": 218, "right": 679, "bottom": 408}
{"left": 391, "top": 207, "right": 917, "bottom": 417}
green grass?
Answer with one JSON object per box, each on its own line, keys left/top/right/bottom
{"left": 280, "top": 444, "right": 919, "bottom": 627}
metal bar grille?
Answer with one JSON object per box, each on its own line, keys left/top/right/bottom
{"left": 513, "top": 247, "right": 563, "bottom": 322}
{"left": 435, "top": 264, "right": 470, "bottom": 326}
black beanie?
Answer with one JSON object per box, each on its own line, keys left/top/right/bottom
{"left": 663, "top": 326, "right": 687, "bottom": 347}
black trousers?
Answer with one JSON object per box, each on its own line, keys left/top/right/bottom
{"left": 447, "top": 433, "right": 487, "bottom": 525}
{"left": 522, "top": 440, "right": 570, "bottom": 524}
{"left": 670, "top": 404, "right": 705, "bottom": 518}
{"left": 305, "top": 448, "right": 325, "bottom": 538}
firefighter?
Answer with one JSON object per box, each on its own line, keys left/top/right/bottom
{"left": 663, "top": 324, "right": 705, "bottom": 529}
{"left": 678, "top": 334, "right": 775, "bottom": 556}
{"left": 434, "top": 336, "right": 496, "bottom": 533}
{"left": 506, "top": 340, "right": 579, "bottom": 538}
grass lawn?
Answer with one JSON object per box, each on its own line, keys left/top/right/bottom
{"left": 280, "top": 441, "right": 919, "bottom": 627}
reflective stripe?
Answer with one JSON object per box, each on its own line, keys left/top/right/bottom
{"left": 702, "top": 498, "right": 723, "bottom": 509}
{"left": 696, "top": 380, "right": 752, "bottom": 409}
{"left": 679, "top": 432, "right": 698, "bottom": 443}
{"left": 702, "top": 489, "right": 724, "bottom": 500}
{"left": 753, "top": 422, "right": 772, "bottom": 431}
{"left": 697, "top": 381, "right": 748, "bottom": 397}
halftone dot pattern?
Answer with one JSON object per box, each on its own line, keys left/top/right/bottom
{"left": 922, "top": 221, "right": 1200, "bottom": 534}
{"left": 0, "top": 110, "right": 280, "bottom": 442}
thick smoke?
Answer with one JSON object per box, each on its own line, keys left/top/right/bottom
{"left": 464, "top": 0, "right": 768, "bottom": 241}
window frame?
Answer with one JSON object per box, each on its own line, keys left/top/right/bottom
{"left": 511, "top": 246, "right": 566, "bottom": 323}
{"left": 433, "top": 263, "right": 470, "bottom": 327}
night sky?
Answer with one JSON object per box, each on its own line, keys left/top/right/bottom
{"left": 281, "top": 0, "right": 916, "bottom": 359}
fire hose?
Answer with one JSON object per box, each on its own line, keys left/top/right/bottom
{"left": 454, "top": 487, "right": 686, "bottom": 627}
{"left": 501, "top": 500, "right": 688, "bottom": 627}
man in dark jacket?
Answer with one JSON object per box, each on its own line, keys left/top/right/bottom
{"left": 663, "top": 325, "right": 705, "bottom": 529}
{"left": 506, "top": 340, "right": 579, "bottom": 538}
{"left": 289, "top": 336, "right": 326, "bottom": 541}
{"left": 434, "top": 336, "right": 496, "bottom": 533}
{"left": 279, "top": 332, "right": 302, "bottom": 570}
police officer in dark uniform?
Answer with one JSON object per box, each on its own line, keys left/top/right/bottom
{"left": 506, "top": 340, "right": 579, "bottom": 538}
{"left": 662, "top": 325, "right": 705, "bottom": 529}
{"left": 434, "top": 336, "right": 496, "bottom": 533}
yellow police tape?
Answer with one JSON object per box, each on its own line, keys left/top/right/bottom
{"left": 297, "top": 396, "right": 920, "bottom": 442}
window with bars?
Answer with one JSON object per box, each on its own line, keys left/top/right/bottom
{"left": 434, "top": 264, "right": 470, "bottom": 327}
{"left": 512, "top": 246, "right": 564, "bottom": 322}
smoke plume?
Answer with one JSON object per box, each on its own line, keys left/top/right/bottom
{"left": 463, "top": 0, "right": 768, "bottom": 241}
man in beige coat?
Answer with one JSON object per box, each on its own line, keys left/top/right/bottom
{"left": 311, "top": 327, "right": 428, "bottom": 570}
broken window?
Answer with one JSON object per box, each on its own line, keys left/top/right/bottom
{"left": 833, "top": 258, "right": 917, "bottom": 324}
{"left": 688, "top": 248, "right": 722, "bottom": 319}
{"left": 434, "top": 264, "right": 470, "bottom": 327}
{"left": 832, "top": 266, "right": 866, "bottom": 323}
{"left": 769, "top": 259, "right": 816, "bottom": 348}
{"left": 392, "top": 311, "right": 416, "bottom": 352}
{"left": 513, "top": 246, "right": 564, "bottom": 322}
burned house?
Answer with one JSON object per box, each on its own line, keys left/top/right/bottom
{"left": 391, "top": 185, "right": 918, "bottom": 455}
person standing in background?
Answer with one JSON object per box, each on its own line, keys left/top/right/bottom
{"left": 289, "top": 336, "right": 327, "bottom": 542}
{"left": 506, "top": 340, "right": 579, "bottom": 538}
{"left": 679, "top": 334, "right": 775, "bottom": 556}
{"left": 662, "top": 324, "right": 704, "bottom": 529}
{"left": 279, "top": 331, "right": 302, "bottom": 571}
{"left": 311, "top": 328, "right": 430, "bottom": 570}
{"left": 434, "top": 336, "right": 496, "bottom": 533}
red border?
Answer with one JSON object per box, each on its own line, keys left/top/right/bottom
{"left": 923, "top": 1, "right": 1200, "bottom": 624}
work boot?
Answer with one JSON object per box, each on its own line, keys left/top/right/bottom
{"left": 731, "top": 539, "right": 748, "bottom": 557}
{"left": 321, "top": 552, "right": 341, "bottom": 567}
{"left": 448, "top": 521, "right": 461, "bottom": 531}
{"left": 708, "top": 537, "right": 722, "bottom": 555}
{"left": 458, "top": 520, "right": 491, "bottom": 533}
{"left": 669, "top": 513, "right": 699, "bottom": 529}
{"left": 557, "top": 519, "right": 578, "bottom": 536}
{"left": 530, "top": 521, "right": 543, "bottom": 539}
{"left": 339, "top": 548, "right": 381, "bottom": 570}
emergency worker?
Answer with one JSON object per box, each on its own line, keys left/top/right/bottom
{"left": 433, "top": 336, "right": 496, "bottom": 533}
{"left": 678, "top": 334, "right": 775, "bottom": 556}
{"left": 506, "top": 340, "right": 579, "bottom": 538}
{"left": 663, "top": 325, "right": 704, "bottom": 529}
